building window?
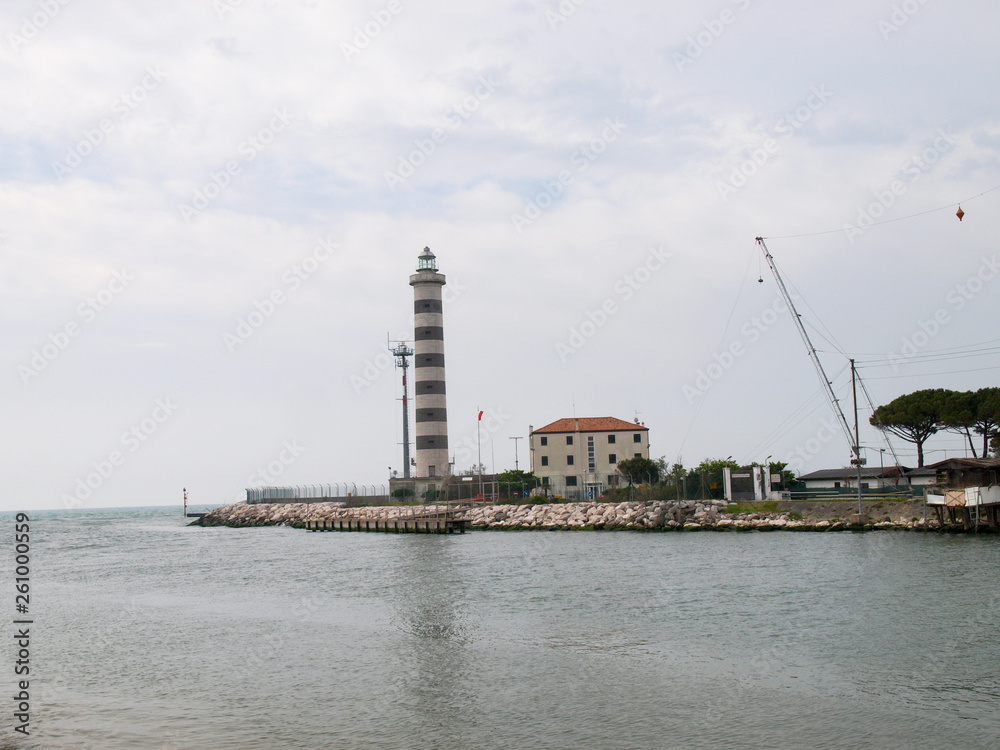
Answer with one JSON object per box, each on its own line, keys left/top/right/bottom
{"left": 633, "top": 433, "right": 641, "bottom": 443}
{"left": 834, "top": 481, "right": 841, "bottom": 488}
{"left": 542, "top": 477, "right": 550, "bottom": 486}
{"left": 608, "top": 434, "right": 616, "bottom": 444}
{"left": 609, "top": 454, "right": 617, "bottom": 464}
{"left": 540, "top": 436, "right": 548, "bottom": 446}
{"left": 634, "top": 453, "right": 641, "bottom": 459}
{"left": 567, "top": 455, "right": 574, "bottom": 466}
{"left": 861, "top": 482, "right": 869, "bottom": 489}
{"left": 541, "top": 456, "right": 548, "bottom": 467}
{"left": 608, "top": 474, "right": 618, "bottom": 486}
{"left": 587, "top": 436, "right": 595, "bottom": 471}
{"left": 566, "top": 435, "right": 573, "bottom": 445}
{"left": 565, "top": 476, "right": 578, "bottom": 487}
{"left": 429, "top": 465, "right": 436, "bottom": 477}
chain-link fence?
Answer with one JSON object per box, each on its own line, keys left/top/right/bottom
{"left": 246, "top": 484, "right": 389, "bottom": 504}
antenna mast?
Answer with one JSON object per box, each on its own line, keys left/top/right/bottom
{"left": 755, "top": 237, "right": 856, "bottom": 458}
{"left": 391, "top": 340, "right": 415, "bottom": 479}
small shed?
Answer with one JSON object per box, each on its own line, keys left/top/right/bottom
{"left": 924, "top": 458, "right": 1000, "bottom": 529}
{"left": 797, "top": 466, "right": 913, "bottom": 492}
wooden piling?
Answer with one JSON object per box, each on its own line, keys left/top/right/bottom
{"left": 297, "top": 510, "right": 466, "bottom": 534}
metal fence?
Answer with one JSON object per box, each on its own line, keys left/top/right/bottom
{"left": 246, "top": 484, "right": 389, "bottom": 504}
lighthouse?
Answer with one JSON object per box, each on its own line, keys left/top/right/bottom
{"left": 410, "top": 247, "right": 449, "bottom": 483}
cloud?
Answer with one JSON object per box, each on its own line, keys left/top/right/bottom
{"left": 2, "top": 0, "right": 1000, "bottom": 509}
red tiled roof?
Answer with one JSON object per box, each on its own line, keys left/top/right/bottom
{"left": 532, "top": 417, "right": 647, "bottom": 434}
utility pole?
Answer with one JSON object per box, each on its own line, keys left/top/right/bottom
{"left": 757, "top": 238, "right": 854, "bottom": 451}
{"left": 851, "top": 359, "right": 865, "bottom": 517}
{"left": 477, "top": 407, "right": 483, "bottom": 499}
{"left": 510, "top": 436, "right": 522, "bottom": 471}
{"left": 391, "top": 341, "right": 415, "bottom": 479}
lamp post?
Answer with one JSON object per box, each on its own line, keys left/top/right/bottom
{"left": 477, "top": 407, "right": 483, "bottom": 499}
{"left": 510, "top": 436, "right": 522, "bottom": 471}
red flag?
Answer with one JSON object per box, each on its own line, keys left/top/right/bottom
{"left": 478, "top": 410, "right": 484, "bottom": 421}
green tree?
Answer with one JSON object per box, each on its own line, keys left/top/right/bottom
{"left": 870, "top": 389, "right": 948, "bottom": 467}
{"left": 665, "top": 462, "right": 685, "bottom": 500}
{"left": 939, "top": 389, "right": 976, "bottom": 455}
{"left": 496, "top": 469, "right": 539, "bottom": 500}
{"left": 695, "top": 458, "right": 740, "bottom": 499}
{"left": 970, "top": 387, "right": 1000, "bottom": 458}
{"left": 617, "top": 456, "right": 660, "bottom": 486}
{"left": 767, "top": 460, "right": 795, "bottom": 486}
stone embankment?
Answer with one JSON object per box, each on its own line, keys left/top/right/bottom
{"left": 195, "top": 499, "right": 959, "bottom": 531}
{"left": 198, "top": 501, "right": 345, "bottom": 527}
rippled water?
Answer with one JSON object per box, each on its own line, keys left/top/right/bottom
{"left": 7, "top": 507, "right": 999, "bottom": 749}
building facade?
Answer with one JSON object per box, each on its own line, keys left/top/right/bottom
{"left": 529, "top": 417, "right": 649, "bottom": 499}
{"left": 796, "top": 466, "right": 937, "bottom": 493}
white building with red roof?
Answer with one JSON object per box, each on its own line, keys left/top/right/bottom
{"left": 528, "top": 417, "right": 650, "bottom": 500}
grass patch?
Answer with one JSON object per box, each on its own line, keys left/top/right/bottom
{"left": 789, "top": 511, "right": 803, "bottom": 521}
{"left": 726, "top": 501, "right": 778, "bottom": 515}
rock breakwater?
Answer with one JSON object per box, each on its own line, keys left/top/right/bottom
{"left": 462, "top": 500, "right": 729, "bottom": 529}
{"left": 194, "top": 499, "right": 958, "bottom": 531}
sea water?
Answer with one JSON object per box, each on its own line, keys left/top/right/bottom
{"left": 3, "top": 507, "right": 998, "bottom": 749}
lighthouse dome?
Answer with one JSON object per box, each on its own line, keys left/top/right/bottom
{"left": 417, "top": 246, "right": 437, "bottom": 271}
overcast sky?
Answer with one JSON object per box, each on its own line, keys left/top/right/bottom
{"left": 3, "top": 0, "right": 999, "bottom": 511}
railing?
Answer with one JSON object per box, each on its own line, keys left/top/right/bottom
{"left": 247, "top": 484, "right": 389, "bottom": 504}
{"left": 787, "top": 487, "right": 919, "bottom": 500}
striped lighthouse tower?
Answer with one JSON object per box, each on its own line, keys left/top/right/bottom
{"left": 410, "top": 247, "right": 449, "bottom": 479}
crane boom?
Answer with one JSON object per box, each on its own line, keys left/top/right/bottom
{"left": 755, "top": 237, "right": 857, "bottom": 457}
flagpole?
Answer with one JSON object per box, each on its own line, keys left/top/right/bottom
{"left": 477, "top": 407, "right": 483, "bottom": 499}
